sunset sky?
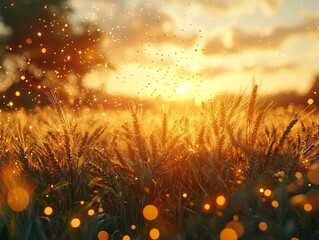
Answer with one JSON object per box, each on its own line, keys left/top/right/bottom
{"left": 72, "top": 0, "right": 319, "bottom": 102}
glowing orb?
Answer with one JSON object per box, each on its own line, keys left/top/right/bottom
{"left": 259, "top": 222, "right": 268, "bottom": 231}
{"left": 7, "top": 187, "right": 30, "bottom": 212}
{"left": 149, "top": 228, "right": 160, "bottom": 240}
{"left": 44, "top": 206, "right": 53, "bottom": 216}
{"left": 264, "top": 189, "right": 272, "bottom": 197}
{"left": 70, "top": 218, "right": 81, "bottom": 228}
{"left": 88, "top": 209, "right": 95, "bottom": 216}
{"left": 308, "top": 98, "right": 314, "bottom": 105}
{"left": 226, "top": 221, "right": 244, "bottom": 238}
{"left": 143, "top": 205, "right": 158, "bottom": 221}
{"left": 216, "top": 195, "right": 226, "bottom": 206}
{"left": 304, "top": 203, "right": 312, "bottom": 212}
{"left": 97, "top": 231, "right": 109, "bottom": 240}
{"left": 271, "top": 200, "right": 279, "bottom": 208}
{"left": 203, "top": 203, "right": 211, "bottom": 211}
{"left": 220, "top": 228, "right": 237, "bottom": 240}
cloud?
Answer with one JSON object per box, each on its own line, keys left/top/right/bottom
{"left": 199, "top": 66, "right": 229, "bottom": 78}
{"left": 181, "top": 0, "right": 284, "bottom": 15}
{"left": 105, "top": 6, "right": 197, "bottom": 49}
{"left": 0, "top": 55, "right": 27, "bottom": 91}
{"left": 71, "top": 0, "right": 198, "bottom": 66}
{"left": 204, "top": 16, "right": 319, "bottom": 55}
{"left": 72, "top": 0, "right": 197, "bottom": 48}
{"left": 0, "top": 21, "right": 11, "bottom": 36}
{"left": 264, "top": 0, "right": 283, "bottom": 10}
{"left": 196, "top": 61, "right": 296, "bottom": 80}
{"left": 242, "top": 62, "right": 298, "bottom": 74}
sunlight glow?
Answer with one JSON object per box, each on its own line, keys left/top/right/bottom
{"left": 176, "top": 83, "right": 192, "bottom": 94}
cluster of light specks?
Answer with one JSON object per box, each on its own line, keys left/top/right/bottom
{"left": 0, "top": 1, "right": 113, "bottom": 109}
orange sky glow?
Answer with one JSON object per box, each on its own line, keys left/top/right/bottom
{"left": 71, "top": 0, "right": 319, "bottom": 103}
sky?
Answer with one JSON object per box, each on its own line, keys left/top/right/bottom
{"left": 71, "top": 0, "right": 319, "bottom": 102}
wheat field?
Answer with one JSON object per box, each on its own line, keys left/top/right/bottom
{"left": 0, "top": 86, "right": 319, "bottom": 239}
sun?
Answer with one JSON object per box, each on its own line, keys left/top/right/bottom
{"left": 176, "top": 83, "right": 192, "bottom": 94}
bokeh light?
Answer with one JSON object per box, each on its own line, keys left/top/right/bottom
{"left": 226, "top": 221, "right": 244, "bottom": 238}
{"left": 26, "top": 38, "right": 32, "bottom": 44}
{"left": 203, "top": 203, "right": 211, "bottom": 211}
{"left": 122, "top": 235, "right": 131, "bottom": 240}
{"left": 308, "top": 98, "right": 314, "bottom": 105}
{"left": 216, "top": 195, "right": 226, "bottom": 206}
{"left": 44, "top": 206, "right": 53, "bottom": 216}
{"left": 149, "top": 228, "right": 160, "bottom": 240}
{"left": 304, "top": 203, "right": 313, "bottom": 212}
{"left": 70, "top": 218, "right": 81, "bottom": 228}
{"left": 7, "top": 187, "right": 30, "bottom": 212}
{"left": 291, "top": 194, "right": 307, "bottom": 206}
{"left": 259, "top": 222, "right": 268, "bottom": 231}
{"left": 88, "top": 209, "right": 95, "bottom": 216}
{"left": 97, "top": 231, "right": 109, "bottom": 240}
{"left": 271, "top": 200, "right": 279, "bottom": 208}
{"left": 264, "top": 189, "right": 272, "bottom": 197}
{"left": 295, "top": 172, "right": 303, "bottom": 179}
{"left": 143, "top": 204, "right": 158, "bottom": 221}
{"left": 220, "top": 228, "right": 237, "bottom": 240}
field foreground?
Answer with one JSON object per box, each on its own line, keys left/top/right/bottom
{"left": 1, "top": 88, "right": 319, "bottom": 239}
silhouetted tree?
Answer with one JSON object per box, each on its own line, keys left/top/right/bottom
{"left": 0, "top": 0, "right": 113, "bottom": 109}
